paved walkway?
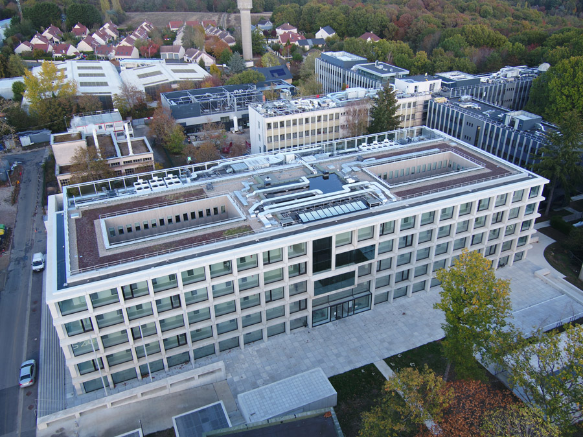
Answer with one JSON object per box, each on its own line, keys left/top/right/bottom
{"left": 37, "top": 228, "right": 583, "bottom": 436}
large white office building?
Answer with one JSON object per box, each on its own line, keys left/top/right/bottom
{"left": 45, "top": 126, "right": 546, "bottom": 394}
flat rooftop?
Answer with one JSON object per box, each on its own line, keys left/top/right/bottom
{"left": 355, "top": 62, "right": 409, "bottom": 76}
{"left": 436, "top": 70, "right": 478, "bottom": 81}
{"left": 118, "top": 138, "right": 150, "bottom": 155}
{"left": 70, "top": 111, "right": 123, "bottom": 128}
{"left": 55, "top": 127, "right": 539, "bottom": 285}
{"left": 321, "top": 51, "right": 366, "bottom": 62}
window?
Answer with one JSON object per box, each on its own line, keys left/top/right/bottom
{"left": 393, "top": 286, "right": 408, "bottom": 299}
{"left": 240, "top": 293, "right": 260, "bottom": 310}
{"left": 400, "top": 216, "right": 415, "bottom": 230}
{"left": 377, "top": 258, "right": 392, "bottom": 272}
{"left": 358, "top": 226, "right": 374, "bottom": 241}
{"left": 437, "top": 225, "right": 451, "bottom": 239}
{"left": 122, "top": 281, "right": 149, "bottom": 300}
{"left": 380, "top": 220, "right": 395, "bottom": 235}
{"left": 209, "top": 260, "right": 232, "bottom": 278}
{"left": 314, "top": 272, "right": 355, "bottom": 296}
{"left": 398, "top": 234, "right": 414, "bottom": 248}
{"left": 127, "top": 302, "right": 153, "bottom": 320}
{"left": 313, "top": 237, "right": 332, "bottom": 273}
{"left": 358, "top": 263, "right": 372, "bottom": 276}
{"left": 435, "top": 242, "right": 449, "bottom": 255}
{"left": 413, "top": 281, "right": 426, "bottom": 293}
{"left": 242, "top": 312, "right": 262, "bottom": 327}
{"left": 214, "top": 300, "right": 236, "bottom": 317}
{"left": 492, "top": 211, "right": 504, "bottom": 224}
{"left": 418, "top": 229, "right": 432, "bottom": 244}
{"left": 420, "top": 211, "right": 435, "bottom": 226}
{"left": 456, "top": 220, "right": 469, "bottom": 234}
{"left": 188, "top": 307, "right": 210, "bottom": 324}
{"left": 416, "top": 247, "right": 430, "bottom": 261}
{"left": 453, "top": 237, "right": 467, "bottom": 250}
{"left": 155, "top": 295, "right": 181, "bottom": 313}
{"left": 265, "top": 287, "right": 284, "bottom": 302}
{"left": 237, "top": 254, "right": 258, "bottom": 272}
{"left": 131, "top": 322, "right": 157, "bottom": 339}
{"left": 495, "top": 194, "right": 508, "bottom": 207}
{"left": 290, "top": 299, "right": 307, "bottom": 313}
{"left": 529, "top": 186, "right": 540, "bottom": 198}
{"left": 152, "top": 274, "right": 177, "bottom": 293}
{"left": 266, "top": 305, "right": 285, "bottom": 320}
{"left": 521, "top": 220, "right": 532, "bottom": 231}
{"left": 59, "top": 297, "right": 88, "bottom": 316}
{"left": 238, "top": 274, "right": 259, "bottom": 291}
{"left": 291, "top": 316, "right": 308, "bottom": 330}
{"left": 378, "top": 239, "right": 394, "bottom": 254}
{"left": 288, "top": 242, "right": 307, "bottom": 258}
{"left": 517, "top": 236, "right": 528, "bottom": 247}
{"left": 212, "top": 281, "right": 234, "bottom": 298}
{"left": 290, "top": 281, "right": 307, "bottom": 296}
{"left": 524, "top": 203, "right": 536, "bottom": 215}
{"left": 159, "top": 315, "right": 184, "bottom": 332}
{"left": 501, "top": 240, "right": 512, "bottom": 252}
{"left": 264, "top": 268, "right": 284, "bottom": 284}
{"left": 474, "top": 216, "right": 487, "bottom": 229}
{"left": 394, "top": 269, "right": 410, "bottom": 283}
{"left": 263, "top": 248, "right": 283, "bottom": 265}
{"left": 65, "top": 318, "right": 93, "bottom": 336}
{"left": 288, "top": 262, "right": 307, "bottom": 278}
{"left": 163, "top": 334, "right": 187, "bottom": 351}
{"left": 440, "top": 207, "right": 454, "bottom": 221}
{"left": 216, "top": 319, "right": 237, "bottom": 335}
{"left": 508, "top": 207, "right": 520, "bottom": 220}
{"left": 191, "top": 326, "right": 213, "bottom": 342}
{"left": 514, "top": 251, "right": 524, "bottom": 262}
{"left": 375, "top": 275, "right": 391, "bottom": 289}
{"left": 471, "top": 233, "right": 484, "bottom": 245}
{"left": 505, "top": 224, "right": 516, "bottom": 236}
{"left": 486, "top": 244, "right": 497, "bottom": 256}
{"left": 96, "top": 310, "right": 124, "bottom": 328}
{"left": 488, "top": 228, "right": 501, "bottom": 241}
{"left": 336, "top": 231, "right": 352, "bottom": 247}
{"left": 414, "top": 264, "right": 428, "bottom": 277}
{"left": 433, "top": 259, "right": 446, "bottom": 272}
{"left": 477, "top": 198, "right": 490, "bottom": 211}
{"left": 459, "top": 202, "right": 472, "bottom": 216}
{"left": 512, "top": 190, "right": 524, "bottom": 203}
{"left": 396, "top": 252, "right": 412, "bottom": 266}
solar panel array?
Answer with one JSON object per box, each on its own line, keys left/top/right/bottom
{"left": 173, "top": 402, "right": 230, "bottom": 437}
{"left": 298, "top": 200, "right": 368, "bottom": 223}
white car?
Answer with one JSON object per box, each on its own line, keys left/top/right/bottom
{"left": 31, "top": 253, "right": 45, "bottom": 272}
{"left": 19, "top": 360, "right": 36, "bottom": 388}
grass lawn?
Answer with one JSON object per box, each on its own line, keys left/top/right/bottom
{"left": 544, "top": 242, "right": 583, "bottom": 290}
{"left": 329, "top": 363, "right": 387, "bottom": 437}
{"left": 535, "top": 208, "right": 571, "bottom": 223}
{"left": 385, "top": 340, "right": 448, "bottom": 377}
{"left": 571, "top": 199, "right": 583, "bottom": 213}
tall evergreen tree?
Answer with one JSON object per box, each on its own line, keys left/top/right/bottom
{"left": 368, "top": 83, "right": 400, "bottom": 134}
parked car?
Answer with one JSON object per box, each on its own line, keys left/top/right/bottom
{"left": 19, "top": 360, "right": 36, "bottom": 388}
{"left": 31, "top": 253, "right": 45, "bottom": 272}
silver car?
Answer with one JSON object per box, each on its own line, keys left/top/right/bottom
{"left": 19, "top": 360, "right": 36, "bottom": 388}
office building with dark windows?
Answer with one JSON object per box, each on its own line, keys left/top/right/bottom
{"left": 44, "top": 126, "right": 546, "bottom": 394}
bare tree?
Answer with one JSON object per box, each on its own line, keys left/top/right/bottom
{"left": 345, "top": 98, "right": 371, "bottom": 137}
{"left": 194, "top": 142, "right": 220, "bottom": 163}
{"left": 113, "top": 82, "right": 146, "bottom": 116}
{"left": 69, "top": 146, "right": 114, "bottom": 184}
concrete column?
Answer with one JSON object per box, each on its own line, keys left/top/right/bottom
{"left": 238, "top": 0, "right": 253, "bottom": 61}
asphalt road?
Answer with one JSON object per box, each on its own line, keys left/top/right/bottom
{"left": 0, "top": 149, "right": 47, "bottom": 437}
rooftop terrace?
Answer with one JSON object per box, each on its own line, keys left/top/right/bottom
{"left": 56, "top": 127, "right": 537, "bottom": 285}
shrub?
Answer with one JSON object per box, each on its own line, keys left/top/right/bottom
{"left": 550, "top": 215, "right": 573, "bottom": 235}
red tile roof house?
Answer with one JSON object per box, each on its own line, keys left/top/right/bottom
{"left": 71, "top": 23, "right": 89, "bottom": 38}
{"left": 276, "top": 22, "right": 297, "bottom": 36}
{"left": 77, "top": 36, "right": 98, "bottom": 52}
{"left": 360, "top": 32, "right": 381, "bottom": 42}
{"left": 43, "top": 25, "right": 63, "bottom": 43}
{"left": 94, "top": 45, "right": 114, "bottom": 59}
{"left": 184, "top": 48, "right": 215, "bottom": 67}
{"left": 14, "top": 41, "right": 33, "bottom": 54}
{"left": 92, "top": 30, "right": 111, "bottom": 45}
{"left": 114, "top": 45, "right": 139, "bottom": 60}
{"left": 101, "top": 21, "right": 119, "bottom": 39}
{"left": 119, "top": 35, "right": 136, "bottom": 47}
{"left": 279, "top": 31, "right": 305, "bottom": 45}
{"left": 31, "top": 33, "right": 50, "bottom": 45}
{"left": 52, "top": 43, "right": 79, "bottom": 58}
{"left": 186, "top": 20, "right": 201, "bottom": 28}
{"left": 168, "top": 21, "right": 184, "bottom": 31}
{"left": 32, "top": 43, "right": 53, "bottom": 53}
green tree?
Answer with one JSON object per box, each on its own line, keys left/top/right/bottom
{"left": 251, "top": 28, "right": 266, "bottom": 56}
{"left": 261, "top": 52, "right": 280, "bottom": 68}
{"left": 23, "top": 62, "right": 78, "bottom": 114}
{"left": 368, "top": 83, "right": 400, "bottom": 134}
{"left": 299, "top": 50, "right": 321, "bottom": 81}
{"left": 11, "top": 81, "right": 25, "bottom": 102}
{"left": 533, "top": 112, "right": 583, "bottom": 216}
{"left": 481, "top": 404, "right": 560, "bottom": 437}
{"left": 434, "top": 249, "right": 512, "bottom": 381}
{"left": 526, "top": 57, "right": 583, "bottom": 122}
{"left": 504, "top": 325, "right": 583, "bottom": 434}
{"left": 65, "top": 4, "right": 102, "bottom": 29}
{"left": 7, "top": 55, "right": 26, "bottom": 78}
{"left": 22, "top": 3, "right": 61, "bottom": 29}
{"left": 228, "top": 52, "right": 246, "bottom": 74}
{"left": 359, "top": 365, "right": 453, "bottom": 437}
{"left": 225, "top": 70, "right": 265, "bottom": 85}
{"left": 166, "top": 124, "right": 185, "bottom": 154}
{"left": 296, "top": 76, "right": 322, "bottom": 97}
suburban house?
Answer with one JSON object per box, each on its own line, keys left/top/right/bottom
{"left": 118, "top": 36, "right": 136, "bottom": 47}
{"left": 114, "top": 45, "right": 139, "bottom": 60}
{"left": 52, "top": 43, "right": 79, "bottom": 58}
{"left": 279, "top": 32, "right": 306, "bottom": 45}
{"left": 276, "top": 22, "right": 297, "bottom": 35}
{"left": 168, "top": 21, "right": 183, "bottom": 31}
{"left": 31, "top": 33, "right": 51, "bottom": 45}
{"left": 94, "top": 45, "right": 114, "bottom": 59}
{"left": 161, "top": 45, "right": 185, "bottom": 60}
{"left": 14, "top": 41, "right": 33, "bottom": 54}
{"left": 186, "top": 20, "right": 201, "bottom": 28}
{"left": 101, "top": 21, "right": 119, "bottom": 39}
{"left": 315, "top": 26, "right": 336, "bottom": 40}
{"left": 71, "top": 23, "right": 89, "bottom": 38}
{"left": 32, "top": 43, "right": 52, "bottom": 53}
{"left": 257, "top": 19, "right": 273, "bottom": 31}
{"left": 77, "top": 36, "right": 98, "bottom": 53}
{"left": 42, "top": 25, "right": 63, "bottom": 43}
{"left": 184, "top": 48, "right": 215, "bottom": 67}
{"left": 92, "top": 30, "right": 112, "bottom": 45}
{"left": 205, "top": 25, "right": 236, "bottom": 46}
{"left": 360, "top": 32, "right": 381, "bottom": 42}
{"left": 298, "top": 38, "right": 326, "bottom": 50}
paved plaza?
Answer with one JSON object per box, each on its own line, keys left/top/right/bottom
{"left": 38, "top": 231, "right": 583, "bottom": 436}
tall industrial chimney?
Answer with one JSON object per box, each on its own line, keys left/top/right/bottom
{"left": 237, "top": 0, "right": 253, "bottom": 61}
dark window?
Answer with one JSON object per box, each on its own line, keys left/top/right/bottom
{"left": 313, "top": 237, "right": 332, "bottom": 273}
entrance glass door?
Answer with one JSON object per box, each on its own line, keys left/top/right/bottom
{"left": 330, "top": 301, "right": 354, "bottom": 321}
